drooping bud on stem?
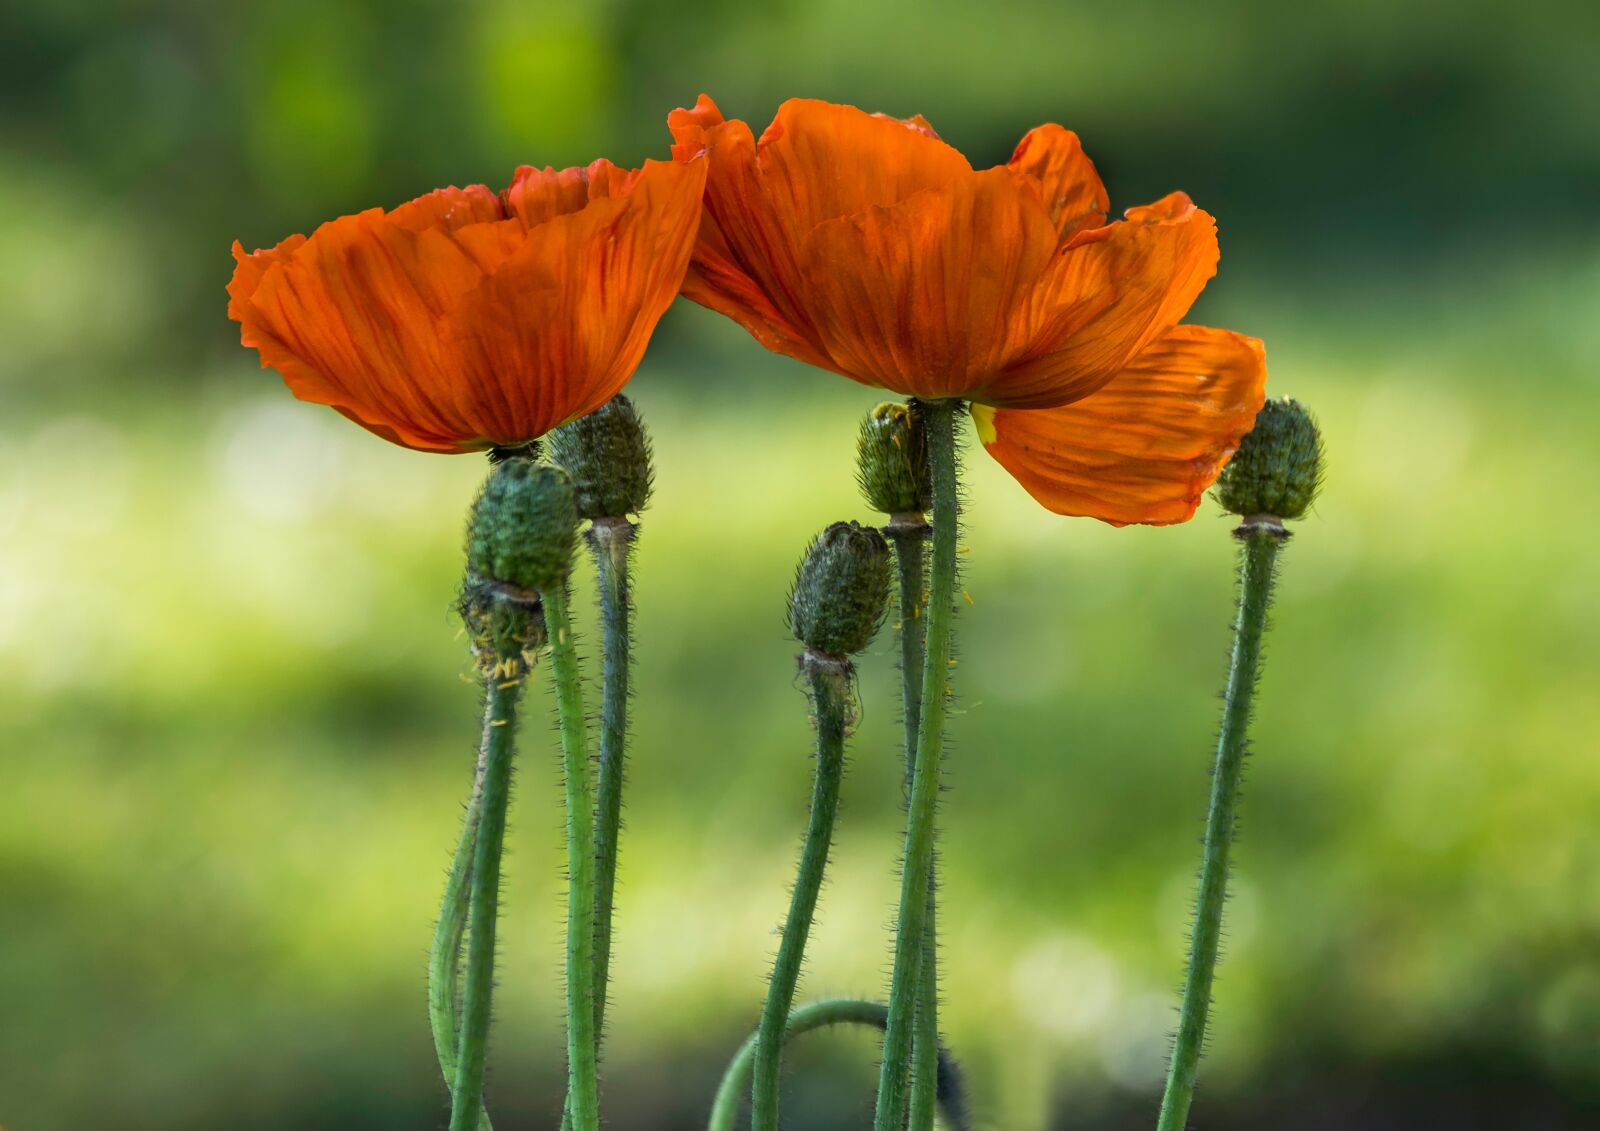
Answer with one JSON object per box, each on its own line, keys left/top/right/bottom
{"left": 789, "top": 521, "right": 892, "bottom": 660}
{"left": 857, "top": 400, "right": 932, "bottom": 520}
{"left": 1216, "top": 397, "right": 1324, "bottom": 530}
{"left": 548, "top": 394, "right": 653, "bottom": 520}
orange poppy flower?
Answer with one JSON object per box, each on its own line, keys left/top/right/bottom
{"left": 228, "top": 157, "right": 707, "bottom": 453}
{"left": 668, "top": 96, "right": 1266, "bottom": 525}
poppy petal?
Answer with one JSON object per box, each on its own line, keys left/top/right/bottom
{"left": 387, "top": 185, "right": 506, "bottom": 233}
{"left": 447, "top": 157, "right": 708, "bottom": 444}
{"left": 799, "top": 168, "right": 1060, "bottom": 399}
{"left": 989, "top": 191, "right": 1220, "bottom": 408}
{"left": 1007, "top": 124, "right": 1109, "bottom": 240}
{"left": 229, "top": 156, "right": 706, "bottom": 453}
{"left": 502, "top": 158, "right": 646, "bottom": 229}
{"left": 668, "top": 96, "right": 972, "bottom": 374}
{"left": 241, "top": 209, "right": 490, "bottom": 450}
{"left": 975, "top": 324, "right": 1267, "bottom": 525}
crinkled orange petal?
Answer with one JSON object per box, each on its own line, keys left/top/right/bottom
{"left": 228, "top": 157, "right": 706, "bottom": 452}
{"left": 502, "top": 158, "right": 646, "bottom": 229}
{"left": 975, "top": 324, "right": 1267, "bottom": 525}
{"left": 988, "top": 191, "right": 1220, "bottom": 408}
{"left": 387, "top": 185, "right": 506, "bottom": 233}
{"left": 241, "top": 209, "right": 492, "bottom": 451}
{"left": 798, "top": 168, "right": 1059, "bottom": 399}
{"left": 667, "top": 94, "right": 971, "bottom": 374}
{"left": 446, "top": 158, "right": 708, "bottom": 443}
{"left": 1007, "top": 124, "right": 1109, "bottom": 240}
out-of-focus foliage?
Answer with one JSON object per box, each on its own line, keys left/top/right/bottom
{"left": 2, "top": 2, "right": 1599, "bottom": 1129}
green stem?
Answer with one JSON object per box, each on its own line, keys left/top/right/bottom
{"left": 1156, "top": 523, "right": 1284, "bottom": 1131}
{"left": 559, "top": 519, "right": 635, "bottom": 1131}
{"left": 430, "top": 688, "right": 496, "bottom": 1131}
{"left": 589, "top": 518, "right": 634, "bottom": 1047}
{"left": 543, "top": 582, "right": 601, "bottom": 1131}
{"left": 448, "top": 662, "right": 525, "bottom": 1131}
{"left": 750, "top": 656, "right": 852, "bottom": 1131}
{"left": 710, "top": 998, "right": 972, "bottom": 1131}
{"left": 888, "top": 520, "right": 940, "bottom": 1131}
{"left": 875, "top": 398, "right": 960, "bottom": 1131}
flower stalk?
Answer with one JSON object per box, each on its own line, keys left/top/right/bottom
{"left": 543, "top": 581, "right": 601, "bottom": 1131}
{"left": 588, "top": 516, "right": 635, "bottom": 1056}
{"left": 751, "top": 521, "right": 890, "bottom": 1131}
{"left": 548, "top": 395, "right": 653, "bottom": 1131}
{"left": 875, "top": 397, "right": 961, "bottom": 1131}
{"left": 448, "top": 655, "right": 526, "bottom": 1131}
{"left": 710, "top": 998, "right": 973, "bottom": 1131}
{"left": 429, "top": 689, "right": 498, "bottom": 1131}
{"left": 885, "top": 516, "right": 940, "bottom": 1131}
{"left": 750, "top": 654, "right": 852, "bottom": 1131}
{"left": 1156, "top": 398, "right": 1321, "bottom": 1131}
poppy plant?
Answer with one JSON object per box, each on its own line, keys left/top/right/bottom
{"left": 228, "top": 156, "right": 707, "bottom": 453}
{"left": 668, "top": 95, "right": 1266, "bottom": 525}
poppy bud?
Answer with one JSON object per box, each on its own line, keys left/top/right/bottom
{"left": 857, "top": 401, "right": 932, "bottom": 517}
{"left": 789, "top": 521, "right": 892, "bottom": 658}
{"left": 547, "top": 394, "right": 653, "bottom": 520}
{"left": 1216, "top": 397, "right": 1323, "bottom": 522}
{"left": 467, "top": 461, "right": 579, "bottom": 594}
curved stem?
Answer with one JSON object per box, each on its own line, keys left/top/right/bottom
{"left": 750, "top": 657, "right": 852, "bottom": 1131}
{"left": 875, "top": 398, "right": 960, "bottom": 1131}
{"left": 710, "top": 998, "right": 972, "bottom": 1131}
{"left": 888, "top": 522, "right": 940, "bottom": 1131}
{"left": 430, "top": 690, "right": 496, "bottom": 1131}
{"left": 1156, "top": 524, "right": 1284, "bottom": 1131}
{"left": 448, "top": 663, "right": 525, "bottom": 1131}
{"left": 543, "top": 582, "right": 601, "bottom": 1131}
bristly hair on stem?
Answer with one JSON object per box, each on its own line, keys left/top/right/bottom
{"left": 1159, "top": 397, "right": 1321, "bottom": 1131}
{"left": 875, "top": 397, "right": 964, "bottom": 1131}
{"left": 709, "top": 997, "right": 975, "bottom": 1131}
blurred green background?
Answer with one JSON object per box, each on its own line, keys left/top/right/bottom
{"left": 4, "top": 1, "right": 1599, "bottom": 1128}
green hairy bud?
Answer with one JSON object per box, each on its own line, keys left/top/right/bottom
{"left": 547, "top": 394, "right": 653, "bottom": 520}
{"left": 467, "top": 460, "right": 579, "bottom": 593}
{"left": 1216, "top": 397, "right": 1324, "bottom": 521}
{"left": 857, "top": 400, "right": 932, "bottom": 517}
{"left": 789, "top": 521, "right": 892, "bottom": 658}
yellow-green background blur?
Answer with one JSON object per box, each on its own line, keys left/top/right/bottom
{"left": 3, "top": 2, "right": 1598, "bottom": 1128}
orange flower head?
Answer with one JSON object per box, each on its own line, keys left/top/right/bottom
{"left": 228, "top": 156, "right": 707, "bottom": 453}
{"left": 669, "top": 95, "right": 1267, "bottom": 525}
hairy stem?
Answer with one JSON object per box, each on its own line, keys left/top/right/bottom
{"left": 447, "top": 664, "right": 525, "bottom": 1131}
{"left": 589, "top": 518, "right": 634, "bottom": 1046}
{"left": 889, "top": 520, "right": 940, "bottom": 1131}
{"left": 430, "top": 689, "right": 496, "bottom": 1131}
{"left": 875, "top": 398, "right": 960, "bottom": 1131}
{"left": 544, "top": 583, "right": 600, "bottom": 1131}
{"left": 1156, "top": 524, "right": 1284, "bottom": 1131}
{"left": 750, "top": 657, "right": 852, "bottom": 1131}
{"left": 710, "top": 998, "right": 972, "bottom": 1131}
{"left": 559, "top": 519, "right": 635, "bottom": 1131}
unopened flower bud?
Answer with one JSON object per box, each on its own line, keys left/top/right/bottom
{"left": 856, "top": 400, "right": 931, "bottom": 517}
{"left": 467, "top": 461, "right": 579, "bottom": 593}
{"left": 547, "top": 394, "right": 653, "bottom": 519}
{"left": 789, "top": 521, "right": 892, "bottom": 658}
{"left": 1216, "top": 397, "right": 1323, "bottom": 521}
